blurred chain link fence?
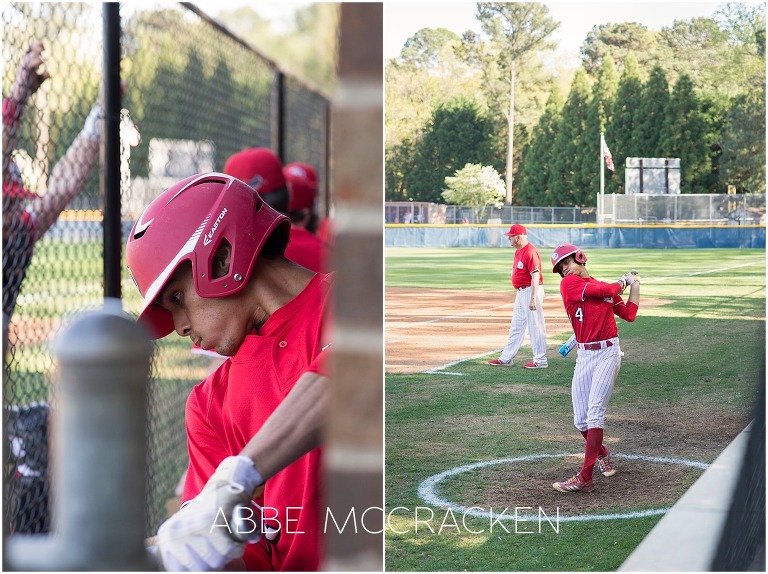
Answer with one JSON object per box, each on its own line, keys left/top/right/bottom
{"left": 3, "top": 2, "right": 330, "bottom": 538}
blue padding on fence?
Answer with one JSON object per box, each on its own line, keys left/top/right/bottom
{"left": 385, "top": 225, "right": 766, "bottom": 249}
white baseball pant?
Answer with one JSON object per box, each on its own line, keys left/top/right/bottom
{"left": 571, "top": 337, "right": 622, "bottom": 430}
{"left": 499, "top": 285, "right": 547, "bottom": 365}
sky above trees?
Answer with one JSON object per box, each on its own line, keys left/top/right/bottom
{"left": 384, "top": 2, "right": 725, "bottom": 65}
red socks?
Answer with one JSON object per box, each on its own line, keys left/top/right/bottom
{"left": 580, "top": 429, "right": 607, "bottom": 458}
{"left": 579, "top": 427, "right": 604, "bottom": 480}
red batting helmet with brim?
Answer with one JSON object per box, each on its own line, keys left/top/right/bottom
{"left": 125, "top": 172, "right": 290, "bottom": 339}
{"left": 223, "top": 148, "right": 286, "bottom": 195}
{"left": 284, "top": 162, "right": 317, "bottom": 211}
{"left": 551, "top": 243, "right": 587, "bottom": 273}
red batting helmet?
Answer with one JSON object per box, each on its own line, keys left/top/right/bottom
{"left": 125, "top": 173, "right": 290, "bottom": 339}
{"left": 223, "top": 148, "right": 286, "bottom": 195}
{"left": 551, "top": 243, "right": 587, "bottom": 274}
{"left": 284, "top": 162, "right": 317, "bottom": 211}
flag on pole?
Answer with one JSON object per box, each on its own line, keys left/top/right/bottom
{"left": 601, "top": 133, "right": 615, "bottom": 171}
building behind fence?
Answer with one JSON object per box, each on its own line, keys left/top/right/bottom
{"left": 3, "top": 2, "right": 330, "bottom": 541}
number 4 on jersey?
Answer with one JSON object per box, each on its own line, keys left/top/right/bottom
{"left": 575, "top": 307, "right": 583, "bottom": 322}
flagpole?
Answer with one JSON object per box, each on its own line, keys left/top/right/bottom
{"left": 599, "top": 131, "right": 604, "bottom": 225}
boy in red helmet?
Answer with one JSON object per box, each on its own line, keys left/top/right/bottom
{"left": 550, "top": 244, "right": 640, "bottom": 493}
{"left": 126, "top": 173, "right": 332, "bottom": 570}
{"left": 283, "top": 162, "right": 327, "bottom": 272}
{"left": 224, "top": 149, "right": 324, "bottom": 273}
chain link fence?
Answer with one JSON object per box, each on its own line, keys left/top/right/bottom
{"left": 602, "top": 193, "right": 766, "bottom": 225}
{"left": 3, "top": 2, "right": 330, "bottom": 539}
{"left": 385, "top": 202, "right": 596, "bottom": 224}
{"left": 386, "top": 195, "right": 767, "bottom": 226}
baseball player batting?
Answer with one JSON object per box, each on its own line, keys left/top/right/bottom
{"left": 550, "top": 244, "right": 640, "bottom": 493}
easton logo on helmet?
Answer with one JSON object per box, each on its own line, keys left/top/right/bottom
{"left": 203, "top": 208, "right": 228, "bottom": 246}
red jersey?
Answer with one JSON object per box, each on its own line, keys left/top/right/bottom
{"left": 511, "top": 243, "right": 543, "bottom": 289}
{"left": 559, "top": 274, "right": 638, "bottom": 343}
{"left": 286, "top": 225, "right": 326, "bottom": 273}
{"left": 182, "top": 272, "right": 333, "bottom": 571}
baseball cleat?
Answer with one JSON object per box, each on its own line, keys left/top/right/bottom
{"left": 597, "top": 446, "right": 617, "bottom": 477}
{"left": 523, "top": 361, "right": 547, "bottom": 369}
{"left": 552, "top": 473, "right": 594, "bottom": 493}
{"left": 488, "top": 358, "right": 512, "bottom": 366}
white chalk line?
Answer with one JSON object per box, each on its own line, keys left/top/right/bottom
{"left": 417, "top": 452, "right": 710, "bottom": 523}
{"left": 641, "top": 260, "right": 765, "bottom": 283}
{"left": 423, "top": 349, "right": 501, "bottom": 376}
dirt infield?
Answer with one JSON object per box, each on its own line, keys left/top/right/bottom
{"left": 385, "top": 287, "right": 667, "bottom": 374}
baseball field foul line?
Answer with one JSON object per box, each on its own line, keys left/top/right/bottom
{"left": 416, "top": 453, "right": 710, "bottom": 523}
{"left": 641, "top": 260, "right": 764, "bottom": 283}
{"left": 424, "top": 349, "right": 501, "bottom": 376}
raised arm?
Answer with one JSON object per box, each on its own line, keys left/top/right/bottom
{"left": 3, "top": 41, "right": 50, "bottom": 183}
{"left": 582, "top": 279, "right": 623, "bottom": 299}
{"left": 29, "top": 109, "right": 101, "bottom": 238}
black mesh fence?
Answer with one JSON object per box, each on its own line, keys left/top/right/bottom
{"left": 3, "top": 2, "right": 330, "bottom": 538}
{"left": 711, "top": 368, "right": 766, "bottom": 571}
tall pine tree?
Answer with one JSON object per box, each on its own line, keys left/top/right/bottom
{"left": 583, "top": 56, "right": 619, "bottom": 204}
{"left": 607, "top": 55, "right": 643, "bottom": 193}
{"left": 549, "top": 69, "right": 591, "bottom": 206}
{"left": 637, "top": 65, "right": 670, "bottom": 157}
{"left": 658, "top": 74, "right": 709, "bottom": 193}
{"left": 518, "top": 86, "right": 564, "bottom": 205}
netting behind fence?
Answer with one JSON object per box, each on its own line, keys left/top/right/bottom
{"left": 3, "top": 2, "right": 330, "bottom": 538}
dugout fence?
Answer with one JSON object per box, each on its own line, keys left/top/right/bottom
{"left": 3, "top": 2, "right": 330, "bottom": 540}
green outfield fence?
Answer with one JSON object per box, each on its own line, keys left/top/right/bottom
{"left": 3, "top": 2, "right": 330, "bottom": 539}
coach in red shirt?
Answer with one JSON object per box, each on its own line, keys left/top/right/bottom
{"left": 489, "top": 224, "right": 549, "bottom": 368}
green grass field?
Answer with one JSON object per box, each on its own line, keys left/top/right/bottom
{"left": 385, "top": 248, "right": 765, "bottom": 571}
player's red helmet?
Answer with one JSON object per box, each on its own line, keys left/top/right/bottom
{"left": 223, "top": 148, "right": 285, "bottom": 195}
{"left": 284, "top": 162, "right": 317, "bottom": 211}
{"left": 125, "top": 173, "right": 290, "bottom": 339}
{"left": 551, "top": 243, "right": 587, "bottom": 274}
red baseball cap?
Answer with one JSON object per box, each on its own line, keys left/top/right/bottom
{"left": 284, "top": 162, "right": 317, "bottom": 211}
{"left": 222, "top": 148, "right": 285, "bottom": 195}
{"left": 504, "top": 224, "right": 527, "bottom": 236}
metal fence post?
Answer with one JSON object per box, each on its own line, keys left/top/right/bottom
{"left": 103, "top": 3, "right": 122, "bottom": 300}
{"left": 4, "top": 301, "right": 153, "bottom": 570}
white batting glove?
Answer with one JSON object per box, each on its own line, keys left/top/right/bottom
{"left": 155, "top": 456, "right": 264, "bottom": 571}
{"left": 622, "top": 272, "right": 635, "bottom": 286}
